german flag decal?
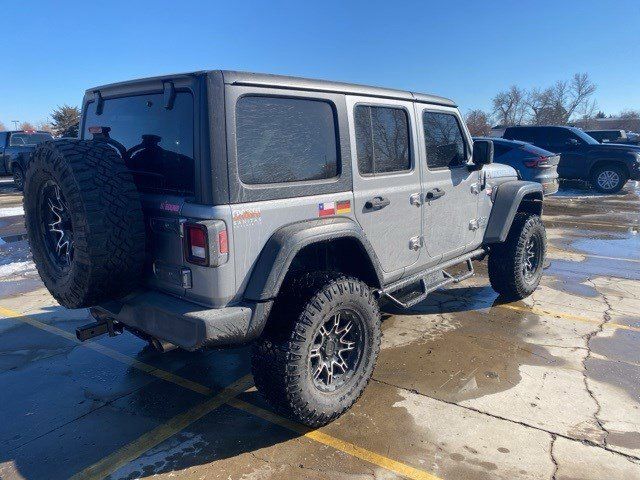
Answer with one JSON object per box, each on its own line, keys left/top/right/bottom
{"left": 336, "top": 200, "right": 351, "bottom": 214}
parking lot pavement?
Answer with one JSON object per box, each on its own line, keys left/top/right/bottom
{"left": 1, "top": 179, "right": 639, "bottom": 480}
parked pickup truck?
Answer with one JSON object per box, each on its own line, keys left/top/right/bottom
{"left": 504, "top": 126, "right": 640, "bottom": 193}
{"left": 0, "top": 130, "right": 54, "bottom": 190}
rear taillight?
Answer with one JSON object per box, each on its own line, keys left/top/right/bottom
{"left": 185, "top": 223, "right": 208, "bottom": 265}
{"left": 183, "top": 220, "right": 228, "bottom": 267}
{"left": 524, "top": 156, "right": 550, "bottom": 168}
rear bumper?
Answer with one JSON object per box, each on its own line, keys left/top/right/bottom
{"left": 93, "top": 291, "right": 272, "bottom": 351}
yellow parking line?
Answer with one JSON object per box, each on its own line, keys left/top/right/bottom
{"left": 0, "top": 305, "right": 442, "bottom": 480}
{"left": 497, "top": 303, "right": 640, "bottom": 333}
{"left": 0, "top": 306, "right": 212, "bottom": 396}
{"left": 545, "top": 219, "right": 639, "bottom": 229}
{"left": 547, "top": 246, "right": 640, "bottom": 264}
{"left": 70, "top": 375, "right": 255, "bottom": 480}
{"left": 228, "top": 397, "right": 441, "bottom": 480}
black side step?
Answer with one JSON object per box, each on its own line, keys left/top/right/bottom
{"left": 377, "top": 249, "right": 484, "bottom": 309}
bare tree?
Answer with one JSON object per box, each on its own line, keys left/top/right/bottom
{"left": 492, "top": 86, "right": 527, "bottom": 126}
{"left": 19, "top": 122, "right": 35, "bottom": 131}
{"left": 527, "top": 73, "right": 596, "bottom": 125}
{"left": 465, "top": 110, "right": 492, "bottom": 136}
{"left": 619, "top": 109, "right": 640, "bottom": 119}
{"left": 37, "top": 122, "right": 55, "bottom": 134}
{"left": 0, "top": 121, "right": 6, "bottom": 131}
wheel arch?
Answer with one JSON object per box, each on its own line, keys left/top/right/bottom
{"left": 589, "top": 160, "right": 629, "bottom": 179}
{"left": 484, "top": 181, "right": 543, "bottom": 244}
{"left": 243, "top": 217, "right": 384, "bottom": 302}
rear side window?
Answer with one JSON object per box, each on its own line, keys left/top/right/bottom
{"left": 354, "top": 105, "right": 411, "bottom": 175}
{"left": 422, "top": 112, "right": 467, "bottom": 169}
{"left": 493, "top": 143, "right": 513, "bottom": 158}
{"left": 236, "top": 96, "right": 338, "bottom": 185}
{"left": 83, "top": 92, "right": 195, "bottom": 196}
{"left": 505, "top": 127, "right": 539, "bottom": 143}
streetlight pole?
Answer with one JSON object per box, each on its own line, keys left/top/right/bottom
{"left": 11, "top": 120, "right": 19, "bottom": 130}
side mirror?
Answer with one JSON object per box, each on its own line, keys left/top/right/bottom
{"left": 472, "top": 139, "right": 494, "bottom": 169}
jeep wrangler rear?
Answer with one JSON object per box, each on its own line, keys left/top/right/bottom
{"left": 24, "top": 71, "right": 546, "bottom": 427}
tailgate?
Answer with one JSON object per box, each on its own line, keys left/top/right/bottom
{"left": 143, "top": 196, "right": 190, "bottom": 297}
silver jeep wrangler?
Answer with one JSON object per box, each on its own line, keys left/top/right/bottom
{"left": 24, "top": 71, "right": 546, "bottom": 427}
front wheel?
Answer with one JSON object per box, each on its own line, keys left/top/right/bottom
{"left": 488, "top": 213, "right": 546, "bottom": 300}
{"left": 591, "top": 164, "right": 627, "bottom": 193}
{"left": 252, "top": 273, "right": 381, "bottom": 427}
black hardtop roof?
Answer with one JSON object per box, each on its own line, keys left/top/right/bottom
{"left": 86, "top": 70, "right": 457, "bottom": 107}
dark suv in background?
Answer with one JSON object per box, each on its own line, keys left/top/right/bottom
{"left": 503, "top": 126, "right": 640, "bottom": 193}
{"left": 0, "top": 130, "right": 54, "bottom": 190}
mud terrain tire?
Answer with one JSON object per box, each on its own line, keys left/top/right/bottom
{"left": 488, "top": 213, "right": 546, "bottom": 300}
{"left": 251, "top": 272, "right": 381, "bottom": 428}
{"left": 24, "top": 140, "right": 145, "bottom": 308}
{"left": 12, "top": 164, "right": 25, "bottom": 191}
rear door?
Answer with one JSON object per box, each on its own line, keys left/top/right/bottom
{"left": 347, "top": 96, "right": 422, "bottom": 274}
{"left": 417, "top": 106, "right": 480, "bottom": 263}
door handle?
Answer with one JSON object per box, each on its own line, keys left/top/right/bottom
{"left": 365, "top": 196, "right": 391, "bottom": 210}
{"left": 425, "top": 188, "right": 446, "bottom": 200}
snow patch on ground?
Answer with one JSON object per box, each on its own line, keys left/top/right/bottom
{"left": 0, "top": 206, "right": 24, "bottom": 218}
{"left": 0, "top": 261, "right": 34, "bottom": 279}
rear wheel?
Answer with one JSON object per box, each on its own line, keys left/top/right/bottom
{"left": 488, "top": 213, "right": 546, "bottom": 300}
{"left": 12, "top": 165, "right": 25, "bottom": 191}
{"left": 591, "top": 164, "right": 627, "bottom": 193}
{"left": 251, "top": 272, "right": 381, "bottom": 427}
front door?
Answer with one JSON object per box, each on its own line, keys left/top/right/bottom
{"left": 347, "top": 96, "right": 422, "bottom": 274}
{"left": 544, "top": 128, "right": 585, "bottom": 179}
{"left": 417, "top": 107, "right": 480, "bottom": 264}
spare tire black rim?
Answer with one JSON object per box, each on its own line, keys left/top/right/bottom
{"left": 522, "top": 236, "right": 541, "bottom": 282}
{"left": 40, "top": 181, "right": 74, "bottom": 271}
{"left": 309, "top": 309, "right": 364, "bottom": 392}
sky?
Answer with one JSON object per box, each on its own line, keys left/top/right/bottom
{"left": 1, "top": 0, "right": 638, "bottom": 128}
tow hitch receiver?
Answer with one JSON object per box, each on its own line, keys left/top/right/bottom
{"left": 76, "top": 316, "right": 123, "bottom": 342}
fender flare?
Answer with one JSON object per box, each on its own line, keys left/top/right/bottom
{"left": 483, "top": 181, "right": 543, "bottom": 244}
{"left": 244, "top": 217, "right": 384, "bottom": 301}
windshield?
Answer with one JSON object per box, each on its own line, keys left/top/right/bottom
{"left": 9, "top": 132, "right": 53, "bottom": 146}
{"left": 570, "top": 128, "right": 599, "bottom": 145}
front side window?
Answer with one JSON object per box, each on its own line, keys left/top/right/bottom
{"left": 423, "top": 112, "right": 467, "bottom": 169}
{"left": 354, "top": 105, "right": 410, "bottom": 175}
{"left": 236, "top": 96, "right": 338, "bottom": 185}
{"left": 83, "top": 92, "right": 195, "bottom": 196}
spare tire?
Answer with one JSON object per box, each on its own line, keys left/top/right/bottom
{"left": 24, "top": 140, "right": 145, "bottom": 308}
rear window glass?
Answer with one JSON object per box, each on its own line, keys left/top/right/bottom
{"left": 83, "top": 92, "right": 194, "bottom": 196}
{"left": 236, "top": 96, "right": 339, "bottom": 185}
{"left": 354, "top": 105, "right": 411, "bottom": 175}
{"left": 423, "top": 112, "right": 467, "bottom": 169}
{"left": 9, "top": 133, "right": 52, "bottom": 146}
